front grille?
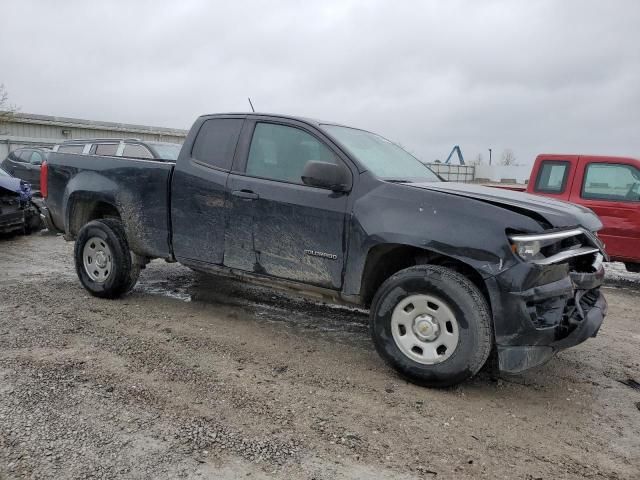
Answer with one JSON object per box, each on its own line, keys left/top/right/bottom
{"left": 579, "top": 289, "right": 599, "bottom": 309}
{"left": 567, "top": 253, "right": 599, "bottom": 273}
{"left": 528, "top": 285, "right": 600, "bottom": 332}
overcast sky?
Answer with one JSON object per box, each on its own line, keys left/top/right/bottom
{"left": 1, "top": 0, "right": 639, "bottom": 164}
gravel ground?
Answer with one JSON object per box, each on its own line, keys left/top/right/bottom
{"left": 0, "top": 233, "right": 639, "bottom": 479}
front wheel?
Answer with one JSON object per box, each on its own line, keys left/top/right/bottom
{"left": 74, "top": 218, "right": 140, "bottom": 299}
{"left": 370, "top": 265, "right": 493, "bottom": 387}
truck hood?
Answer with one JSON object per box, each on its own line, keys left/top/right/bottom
{"left": 405, "top": 181, "right": 603, "bottom": 231}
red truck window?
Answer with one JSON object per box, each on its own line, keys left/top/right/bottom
{"left": 582, "top": 163, "right": 640, "bottom": 202}
{"left": 534, "top": 160, "right": 570, "bottom": 193}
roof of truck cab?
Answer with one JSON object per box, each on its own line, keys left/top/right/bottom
{"left": 199, "top": 112, "right": 352, "bottom": 128}
{"left": 536, "top": 153, "right": 640, "bottom": 163}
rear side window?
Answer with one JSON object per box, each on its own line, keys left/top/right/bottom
{"left": 534, "top": 161, "right": 569, "bottom": 193}
{"left": 582, "top": 163, "right": 640, "bottom": 201}
{"left": 191, "top": 118, "right": 244, "bottom": 171}
{"left": 94, "top": 143, "right": 119, "bottom": 156}
{"left": 122, "top": 144, "right": 153, "bottom": 159}
{"left": 57, "top": 145, "right": 84, "bottom": 154}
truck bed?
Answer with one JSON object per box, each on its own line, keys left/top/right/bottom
{"left": 46, "top": 153, "right": 175, "bottom": 259}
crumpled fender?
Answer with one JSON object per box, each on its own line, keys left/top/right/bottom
{"left": 343, "top": 180, "right": 548, "bottom": 297}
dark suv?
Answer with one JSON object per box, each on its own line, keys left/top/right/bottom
{"left": 1, "top": 147, "right": 49, "bottom": 191}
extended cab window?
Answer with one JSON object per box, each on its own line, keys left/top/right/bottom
{"left": 191, "top": 118, "right": 244, "bottom": 170}
{"left": 582, "top": 163, "right": 640, "bottom": 201}
{"left": 534, "top": 161, "right": 569, "bottom": 193}
{"left": 246, "top": 123, "right": 337, "bottom": 184}
{"left": 122, "top": 144, "right": 153, "bottom": 159}
{"left": 57, "top": 145, "right": 84, "bottom": 154}
{"left": 94, "top": 143, "right": 119, "bottom": 156}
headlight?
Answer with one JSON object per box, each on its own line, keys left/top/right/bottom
{"left": 512, "top": 238, "right": 542, "bottom": 261}
{"left": 508, "top": 228, "right": 599, "bottom": 264}
{"left": 509, "top": 235, "right": 558, "bottom": 262}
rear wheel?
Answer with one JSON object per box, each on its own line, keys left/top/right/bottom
{"left": 74, "top": 218, "right": 140, "bottom": 298}
{"left": 370, "top": 265, "right": 492, "bottom": 387}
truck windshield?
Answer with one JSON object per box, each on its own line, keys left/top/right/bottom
{"left": 148, "top": 142, "right": 181, "bottom": 161}
{"left": 322, "top": 125, "right": 440, "bottom": 182}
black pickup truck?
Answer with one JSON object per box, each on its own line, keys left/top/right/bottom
{"left": 41, "top": 113, "right": 608, "bottom": 387}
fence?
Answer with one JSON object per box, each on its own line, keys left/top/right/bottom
{"left": 425, "top": 163, "right": 475, "bottom": 182}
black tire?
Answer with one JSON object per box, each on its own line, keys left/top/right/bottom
{"left": 624, "top": 262, "right": 640, "bottom": 273}
{"left": 370, "top": 265, "right": 493, "bottom": 388}
{"left": 74, "top": 218, "right": 140, "bottom": 299}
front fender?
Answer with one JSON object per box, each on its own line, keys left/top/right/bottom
{"left": 343, "top": 182, "right": 544, "bottom": 297}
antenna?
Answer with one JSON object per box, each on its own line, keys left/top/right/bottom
{"left": 248, "top": 97, "right": 255, "bottom": 112}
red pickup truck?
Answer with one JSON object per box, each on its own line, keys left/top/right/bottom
{"left": 511, "top": 155, "right": 640, "bottom": 272}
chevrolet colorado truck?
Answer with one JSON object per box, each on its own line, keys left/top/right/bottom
{"left": 41, "top": 113, "right": 608, "bottom": 387}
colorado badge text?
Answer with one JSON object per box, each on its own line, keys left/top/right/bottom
{"left": 304, "top": 249, "right": 338, "bottom": 260}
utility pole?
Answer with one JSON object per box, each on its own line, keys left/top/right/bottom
{"left": 488, "top": 148, "right": 492, "bottom": 166}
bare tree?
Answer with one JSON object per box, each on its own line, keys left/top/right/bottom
{"left": 0, "top": 84, "right": 18, "bottom": 133}
{"left": 501, "top": 148, "right": 517, "bottom": 166}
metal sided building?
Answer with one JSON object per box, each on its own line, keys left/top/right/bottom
{"left": 0, "top": 112, "right": 188, "bottom": 158}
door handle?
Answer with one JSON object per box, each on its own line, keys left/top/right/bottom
{"left": 231, "top": 189, "right": 259, "bottom": 200}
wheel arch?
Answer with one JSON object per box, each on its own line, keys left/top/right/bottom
{"left": 359, "top": 243, "right": 491, "bottom": 311}
{"left": 66, "top": 192, "right": 122, "bottom": 238}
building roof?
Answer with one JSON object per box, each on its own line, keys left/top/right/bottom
{"left": 8, "top": 112, "right": 188, "bottom": 137}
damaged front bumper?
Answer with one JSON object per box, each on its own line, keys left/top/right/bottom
{"left": 487, "top": 257, "right": 607, "bottom": 373}
{"left": 0, "top": 193, "right": 26, "bottom": 234}
{"left": 0, "top": 209, "right": 25, "bottom": 234}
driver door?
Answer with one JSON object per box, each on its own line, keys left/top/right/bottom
{"left": 570, "top": 157, "right": 640, "bottom": 261}
{"left": 224, "top": 120, "right": 352, "bottom": 289}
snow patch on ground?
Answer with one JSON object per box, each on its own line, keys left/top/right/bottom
{"left": 604, "top": 262, "right": 640, "bottom": 284}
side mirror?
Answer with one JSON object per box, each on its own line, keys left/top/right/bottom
{"left": 301, "top": 161, "right": 351, "bottom": 192}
